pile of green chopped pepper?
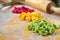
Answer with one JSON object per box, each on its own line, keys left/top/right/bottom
{"left": 28, "top": 19, "right": 56, "bottom": 36}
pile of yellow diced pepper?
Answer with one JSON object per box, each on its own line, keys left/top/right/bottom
{"left": 19, "top": 11, "right": 43, "bottom": 22}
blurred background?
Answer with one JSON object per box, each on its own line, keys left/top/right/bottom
{"left": 0, "top": 0, "right": 60, "bottom": 7}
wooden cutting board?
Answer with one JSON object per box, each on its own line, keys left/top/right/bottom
{"left": 0, "top": 5, "right": 60, "bottom": 40}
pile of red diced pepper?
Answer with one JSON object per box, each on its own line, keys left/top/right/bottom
{"left": 12, "top": 6, "right": 34, "bottom": 14}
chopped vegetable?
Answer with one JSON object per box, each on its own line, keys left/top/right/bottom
{"left": 12, "top": 6, "right": 34, "bottom": 14}
{"left": 28, "top": 19, "right": 56, "bottom": 36}
{"left": 56, "top": 25, "right": 60, "bottom": 29}
{"left": 19, "top": 11, "right": 43, "bottom": 22}
{"left": 58, "top": 25, "right": 60, "bottom": 28}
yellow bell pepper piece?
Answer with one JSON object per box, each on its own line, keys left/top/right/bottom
{"left": 19, "top": 12, "right": 26, "bottom": 20}
{"left": 25, "top": 17, "right": 31, "bottom": 22}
